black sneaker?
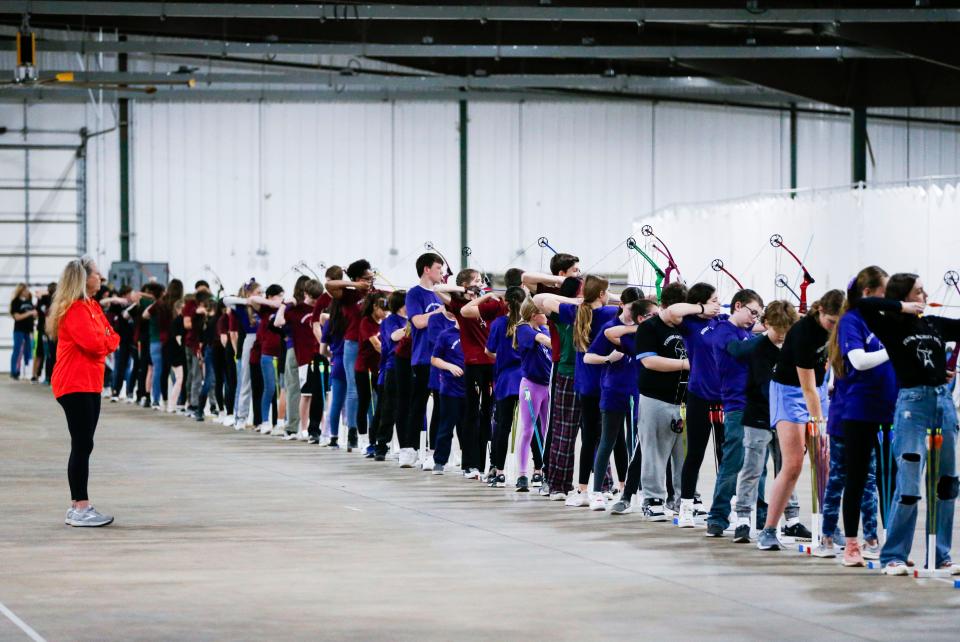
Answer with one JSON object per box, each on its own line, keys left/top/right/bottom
{"left": 374, "top": 453, "right": 386, "bottom": 461}
{"left": 308, "top": 434, "right": 320, "bottom": 445}
{"left": 494, "top": 474, "right": 506, "bottom": 488}
{"left": 531, "top": 472, "right": 544, "bottom": 488}
{"left": 326, "top": 437, "right": 340, "bottom": 449}
{"left": 346, "top": 428, "right": 358, "bottom": 452}
{"left": 642, "top": 498, "right": 668, "bottom": 522}
{"left": 733, "top": 524, "right": 751, "bottom": 543}
{"left": 781, "top": 521, "right": 812, "bottom": 541}
{"left": 705, "top": 522, "right": 725, "bottom": 537}
{"left": 516, "top": 476, "right": 529, "bottom": 492}
{"left": 193, "top": 411, "right": 204, "bottom": 422}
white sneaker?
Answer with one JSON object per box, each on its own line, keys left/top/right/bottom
{"left": 297, "top": 430, "right": 309, "bottom": 442}
{"left": 421, "top": 454, "right": 435, "bottom": 471}
{"left": 221, "top": 414, "right": 235, "bottom": 426}
{"left": 550, "top": 491, "right": 568, "bottom": 501}
{"left": 270, "top": 427, "right": 286, "bottom": 437}
{"left": 463, "top": 468, "right": 482, "bottom": 480}
{"left": 276, "top": 419, "right": 287, "bottom": 431}
{"left": 676, "top": 499, "right": 696, "bottom": 528}
{"left": 233, "top": 421, "right": 245, "bottom": 431}
{"left": 258, "top": 423, "right": 272, "bottom": 434}
{"left": 399, "top": 448, "right": 417, "bottom": 468}
{"left": 282, "top": 432, "right": 298, "bottom": 441}
{"left": 589, "top": 492, "right": 607, "bottom": 511}
{"left": 565, "top": 490, "right": 589, "bottom": 507}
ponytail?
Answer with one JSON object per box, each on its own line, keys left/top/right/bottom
{"left": 573, "top": 275, "right": 608, "bottom": 352}
{"left": 828, "top": 266, "right": 886, "bottom": 378}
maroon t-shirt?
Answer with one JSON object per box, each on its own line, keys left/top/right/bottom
{"left": 536, "top": 283, "right": 563, "bottom": 363}
{"left": 395, "top": 332, "right": 412, "bottom": 360}
{"left": 256, "top": 311, "right": 283, "bottom": 358}
{"left": 250, "top": 339, "right": 261, "bottom": 365}
{"left": 311, "top": 292, "right": 332, "bottom": 322}
{"left": 286, "top": 302, "right": 319, "bottom": 366}
{"left": 356, "top": 316, "right": 381, "bottom": 373}
{"left": 447, "top": 297, "right": 506, "bottom": 366}
{"left": 341, "top": 289, "right": 364, "bottom": 342}
{"left": 182, "top": 299, "right": 200, "bottom": 351}
{"left": 217, "top": 312, "right": 230, "bottom": 337}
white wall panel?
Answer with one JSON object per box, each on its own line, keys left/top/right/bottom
{"left": 796, "top": 112, "right": 852, "bottom": 190}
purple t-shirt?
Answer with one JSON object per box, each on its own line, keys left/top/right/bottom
{"left": 710, "top": 321, "right": 754, "bottom": 412}
{"left": 588, "top": 318, "right": 639, "bottom": 413}
{"left": 558, "top": 302, "right": 619, "bottom": 397}
{"left": 433, "top": 326, "right": 466, "bottom": 398}
{"left": 428, "top": 312, "right": 456, "bottom": 390}
{"left": 405, "top": 285, "right": 443, "bottom": 366}
{"left": 837, "top": 309, "right": 897, "bottom": 424}
{"left": 681, "top": 315, "right": 727, "bottom": 401}
{"left": 517, "top": 324, "right": 552, "bottom": 386}
{"left": 322, "top": 319, "right": 346, "bottom": 381}
{"left": 486, "top": 315, "right": 522, "bottom": 401}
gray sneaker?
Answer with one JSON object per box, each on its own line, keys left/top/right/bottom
{"left": 610, "top": 498, "right": 634, "bottom": 515}
{"left": 757, "top": 527, "right": 782, "bottom": 550}
{"left": 65, "top": 506, "right": 114, "bottom": 527}
{"left": 432, "top": 464, "right": 444, "bottom": 475}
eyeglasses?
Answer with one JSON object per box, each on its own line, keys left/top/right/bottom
{"left": 746, "top": 306, "right": 762, "bottom": 318}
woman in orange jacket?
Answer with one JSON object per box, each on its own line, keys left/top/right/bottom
{"left": 49, "top": 256, "right": 120, "bottom": 527}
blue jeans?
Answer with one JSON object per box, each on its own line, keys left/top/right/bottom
{"left": 10, "top": 330, "right": 32, "bottom": 377}
{"left": 880, "top": 385, "right": 958, "bottom": 567}
{"left": 708, "top": 409, "right": 745, "bottom": 529}
{"left": 260, "top": 355, "right": 276, "bottom": 424}
{"left": 328, "top": 375, "right": 347, "bottom": 438}
{"left": 342, "top": 340, "right": 359, "bottom": 428}
{"left": 149, "top": 341, "right": 164, "bottom": 406}
{"left": 200, "top": 345, "right": 216, "bottom": 406}
{"left": 822, "top": 435, "right": 878, "bottom": 541}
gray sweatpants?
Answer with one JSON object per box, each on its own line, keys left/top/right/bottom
{"left": 187, "top": 350, "right": 203, "bottom": 408}
{"left": 284, "top": 347, "right": 301, "bottom": 432}
{"left": 235, "top": 334, "right": 256, "bottom": 424}
{"left": 639, "top": 394, "right": 684, "bottom": 502}
{"left": 735, "top": 425, "right": 799, "bottom": 520}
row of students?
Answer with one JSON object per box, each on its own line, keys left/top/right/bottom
{"left": 74, "top": 252, "right": 960, "bottom": 577}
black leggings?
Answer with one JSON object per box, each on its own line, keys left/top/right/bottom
{"left": 463, "top": 363, "right": 494, "bottom": 472}
{"left": 579, "top": 394, "right": 602, "bottom": 486}
{"left": 251, "top": 359, "right": 264, "bottom": 425}
{"left": 375, "top": 369, "right": 398, "bottom": 449}
{"left": 592, "top": 410, "right": 629, "bottom": 492}
{"left": 223, "top": 343, "right": 237, "bottom": 414}
{"left": 306, "top": 356, "right": 328, "bottom": 437}
{"left": 355, "top": 369, "right": 376, "bottom": 435}
{"left": 681, "top": 392, "right": 724, "bottom": 499}
{"left": 842, "top": 420, "right": 894, "bottom": 537}
{"left": 404, "top": 364, "right": 431, "bottom": 449}
{"left": 394, "top": 358, "right": 413, "bottom": 448}
{"left": 57, "top": 392, "right": 101, "bottom": 502}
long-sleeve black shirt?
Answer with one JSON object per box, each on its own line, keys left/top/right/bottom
{"left": 857, "top": 297, "right": 960, "bottom": 389}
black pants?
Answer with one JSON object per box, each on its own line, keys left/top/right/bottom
{"left": 136, "top": 340, "right": 150, "bottom": 402}
{"left": 305, "top": 356, "right": 328, "bottom": 438}
{"left": 355, "top": 369, "right": 376, "bottom": 435}
{"left": 434, "top": 395, "right": 466, "bottom": 467}
{"left": 404, "top": 364, "right": 431, "bottom": 449}
{"left": 462, "top": 364, "right": 494, "bottom": 472}
{"left": 681, "top": 392, "right": 724, "bottom": 499}
{"left": 222, "top": 342, "right": 237, "bottom": 414}
{"left": 592, "top": 410, "right": 629, "bottom": 492}
{"left": 251, "top": 359, "right": 264, "bottom": 426}
{"left": 394, "top": 358, "right": 414, "bottom": 448}
{"left": 376, "top": 369, "right": 399, "bottom": 451}
{"left": 57, "top": 393, "right": 101, "bottom": 502}
{"left": 429, "top": 389, "right": 442, "bottom": 449}
{"left": 842, "top": 419, "right": 895, "bottom": 537}
{"left": 579, "top": 394, "right": 603, "bottom": 486}
{"left": 211, "top": 344, "right": 226, "bottom": 412}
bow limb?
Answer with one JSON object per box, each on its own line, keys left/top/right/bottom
{"left": 627, "top": 237, "right": 665, "bottom": 302}
{"left": 944, "top": 271, "right": 960, "bottom": 369}
{"left": 770, "top": 235, "right": 816, "bottom": 313}
{"left": 711, "top": 259, "right": 744, "bottom": 290}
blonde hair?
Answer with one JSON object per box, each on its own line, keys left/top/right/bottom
{"left": 48, "top": 255, "right": 96, "bottom": 339}
{"left": 573, "top": 275, "right": 607, "bottom": 352}
{"left": 10, "top": 283, "right": 29, "bottom": 302}
{"left": 511, "top": 298, "right": 542, "bottom": 350}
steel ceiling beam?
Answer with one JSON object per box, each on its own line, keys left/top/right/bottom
{"left": 5, "top": 2, "right": 959, "bottom": 23}
{"left": 25, "top": 40, "right": 902, "bottom": 60}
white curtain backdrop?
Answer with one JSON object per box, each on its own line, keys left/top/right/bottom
{"left": 630, "top": 179, "right": 960, "bottom": 315}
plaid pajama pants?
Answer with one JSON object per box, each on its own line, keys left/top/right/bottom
{"left": 545, "top": 374, "right": 580, "bottom": 494}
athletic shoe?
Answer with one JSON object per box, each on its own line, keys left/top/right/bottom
{"left": 493, "top": 474, "right": 506, "bottom": 488}
{"left": 705, "top": 522, "right": 725, "bottom": 538}
{"left": 812, "top": 539, "right": 838, "bottom": 558}
{"left": 152, "top": 404, "right": 162, "bottom": 411}
{"left": 757, "top": 527, "right": 782, "bottom": 551}
{"left": 516, "top": 476, "right": 529, "bottom": 492}
{"left": 733, "top": 520, "right": 757, "bottom": 541}
{"left": 603, "top": 488, "right": 620, "bottom": 502}
{"left": 538, "top": 484, "right": 551, "bottom": 497}
{"left": 373, "top": 453, "right": 386, "bottom": 461}
{"left": 296, "top": 431, "right": 309, "bottom": 442}
{"left": 233, "top": 422, "right": 245, "bottom": 431}
{"left": 589, "top": 493, "right": 607, "bottom": 511}
{"left": 609, "top": 498, "right": 634, "bottom": 515}
{"left": 421, "top": 454, "right": 435, "bottom": 472}
{"left": 221, "top": 414, "right": 235, "bottom": 426}
{"left": 276, "top": 419, "right": 287, "bottom": 432}
{"left": 642, "top": 498, "right": 668, "bottom": 522}
{"left": 692, "top": 496, "right": 708, "bottom": 517}
{"left": 463, "top": 468, "right": 482, "bottom": 480}
{"left": 882, "top": 561, "right": 909, "bottom": 576}
{"left": 861, "top": 541, "right": 880, "bottom": 560}
{"left": 326, "top": 437, "right": 341, "bottom": 450}
{"left": 398, "top": 448, "right": 416, "bottom": 468}
{"left": 676, "top": 499, "right": 696, "bottom": 528}
{"left": 282, "top": 432, "right": 298, "bottom": 441}
{"left": 308, "top": 435, "right": 320, "bottom": 445}
{"left": 550, "top": 491, "right": 567, "bottom": 501}
{"left": 781, "top": 521, "right": 812, "bottom": 541}
{"left": 484, "top": 471, "right": 497, "bottom": 485}
{"left": 531, "top": 472, "right": 544, "bottom": 488}
{"left": 432, "top": 464, "right": 444, "bottom": 475}
{"left": 258, "top": 423, "right": 272, "bottom": 435}
{"left": 270, "top": 427, "right": 285, "bottom": 436}
{"left": 110, "top": 395, "right": 119, "bottom": 403}
{"left": 65, "top": 505, "right": 114, "bottom": 527}
{"left": 843, "top": 540, "right": 866, "bottom": 567}
{"left": 365, "top": 445, "right": 376, "bottom": 457}
{"left": 347, "top": 428, "right": 358, "bottom": 452}
{"left": 665, "top": 496, "right": 679, "bottom": 515}
{"left": 565, "top": 490, "right": 589, "bottom": 507}
{"left": 937, "top": 561, "right": 960, "bottom": 575}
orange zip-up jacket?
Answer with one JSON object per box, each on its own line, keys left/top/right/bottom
{"left": 51, "top": 298, "right": 121, "bottom": 399}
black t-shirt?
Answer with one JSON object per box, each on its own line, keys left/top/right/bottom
{"left": 36, "top": 294, "right": 51, "bottom": 333}
{"left": 626, "top": 315, "right": 687, "bottom": 405}
{"left": 773, "top": 314, "right": 829, "bottom": 388}
{"left": 857, "top": 297, "right": 960, "bottom": 389}
{"left": 11, "top": 298, "right": 35, "bottom": 334}
{"left": 743, "top": 335, "right": 779, "bottom": 430}
{"left": 201, "top": 313, "right": 218, "bottom": 347}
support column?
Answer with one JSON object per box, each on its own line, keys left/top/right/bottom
{"left": 789, "top": 103, "right": 797, "bottom": 199}
{"left": 458, "top": 99, "right": 468, "bottom": 272}
{"left": 852, "top": 106, "right": 867, "bottom": 185}
{"left": 119, "top": 34, "right": 131, "bottom": 261}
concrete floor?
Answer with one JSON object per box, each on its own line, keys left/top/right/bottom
{"left": 1, "top": 379, "right": 959, "bottom": 642}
